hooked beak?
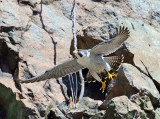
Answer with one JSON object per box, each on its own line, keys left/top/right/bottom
{"left": 73, "top": 50, "right": 79, "bottom": 54}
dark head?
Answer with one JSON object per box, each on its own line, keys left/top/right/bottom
{"left": 73, "top": 49, "right": 89, "bottom": 58}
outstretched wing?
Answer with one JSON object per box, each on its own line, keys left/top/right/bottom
{"left": 90, "top": 26, "right": 130, "bottom": 55}
{"left": 19, "top": 58, "right": 84, "bottom": 83}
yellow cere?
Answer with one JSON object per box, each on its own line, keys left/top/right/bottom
{"left": 73, "top": 50, "right": 79, "bottom": 54}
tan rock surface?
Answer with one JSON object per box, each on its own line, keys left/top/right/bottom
{"left": 0, "top": 0, "right": 160, "bottom": 118}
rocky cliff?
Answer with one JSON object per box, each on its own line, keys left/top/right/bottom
{"left": 0, "top": 0, "right": 160, "bottom": 119}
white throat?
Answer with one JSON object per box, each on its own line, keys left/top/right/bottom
{"left": 75, "top": 52, "right": 90, "bottom": 67}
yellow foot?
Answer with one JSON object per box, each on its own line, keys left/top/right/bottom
{"left": 106, "top": 71, "right": 117, "bottom": 80}
{"left": 100, "top": 81, "right": 106, "bottom": 93}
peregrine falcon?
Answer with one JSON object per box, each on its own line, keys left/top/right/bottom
{"left": 18, "top": 26, "right": 130, "bottom": 92}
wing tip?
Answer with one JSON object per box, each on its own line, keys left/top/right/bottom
{"left": 118, "top": 26, "right": 130, "bottom": 37}
{"left": 17, "top": 77, "right": 42, "bottom": 83}
{"left": 111, "top": 26, "right": 130, "bottom": 39}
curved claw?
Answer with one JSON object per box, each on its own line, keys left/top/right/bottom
{"left": 106, "top": 70, "right": 117, "bottom": 80}
{"left": 100, "top": 81, "right": 106, "bottom": 93}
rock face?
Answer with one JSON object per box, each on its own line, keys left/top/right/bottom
{"left": 0, "top": 0, "right": 160, "bottom": 119}
{"left": 105, "top": 96, "right": 147, "bottom": 119}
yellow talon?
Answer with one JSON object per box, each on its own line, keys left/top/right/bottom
{"left": 106, "top": 71, "right": 117, "bottom": 80}
{"left": 100, "top": 81, "right": 106, "bottom": 93}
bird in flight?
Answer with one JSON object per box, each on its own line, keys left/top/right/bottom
{"left": 18, "top": 26, "right": 130, "bottom": 93}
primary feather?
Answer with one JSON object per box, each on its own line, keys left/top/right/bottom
{"left": 19, "top": 58, "right": 84, "bottom": 83}
{"left": 90, "top": 26, "right": 130, "bottom": 55}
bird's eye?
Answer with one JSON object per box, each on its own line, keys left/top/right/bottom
{"left": 78, "top": 52, "right": 83, "bottom": 57}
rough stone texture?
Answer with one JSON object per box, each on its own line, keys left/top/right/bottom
{"left": 58, "top": 97, "right": 103, "bottom": 119}
{"left": 0, "top": 0, "right": 160, "bottom": 118}
{"left": 131, "top": 94, "right": 155, "bottom": 118}
{"left": 155, "top": 108, "right": 160, "bottom": 119}
{"left": 104, "top": 96, "right": 147, "bottom": 119}
{"left": 0, "top": 0, "right": 30, "bottom": 28}
{"left": 45, "top": 101, "right": 66, "bottom": 119}
{"left": 125, "top": 22, "right": 160, "bottom": 92}
{"left": 105, "top": 63, "right": 159, "bottom": 106}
